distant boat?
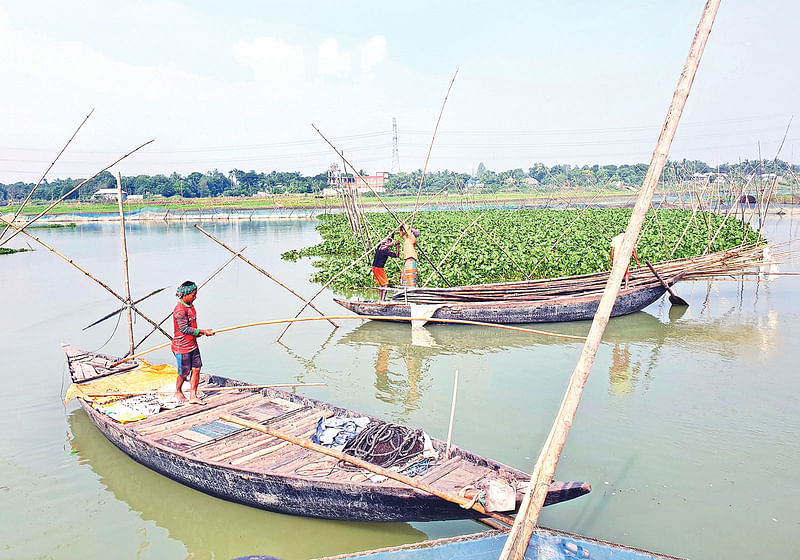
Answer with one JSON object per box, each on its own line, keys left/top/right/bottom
{"left": 64, "top": 345, "right": 590, "bottom": 522}
{"left": 308, "top": 527, "right": 685, "bottom": 560}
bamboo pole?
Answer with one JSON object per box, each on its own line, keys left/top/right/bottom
{"left": 116, "top": 172, "right": 135, "bottom": 355}
{"left": 275, "top": 185, "right": 451, "bottom": 343}
{"left": 84, "top": 383, "right": 326, "bottom": 397}
{"left": 0, "top": 140, "right": 155, "bottom": 248}
{"left": 221, "top": 413, "right": 515, "bottom": 525}
{"left": 110, "top": 313, "right": 588, "bottom": 368}
{"left": 0, "top": 108, "right": 94, "bottom": 243}
{"left": 193, "top": 224, "right": 338, "bottom": 328}
{"left": 411, "top": 69, "right": 459, "bottom": 224}
{"left": 500, "top": 3, "right": 721, "bottom": 559}
{"left": 0, "top": 215, "right": 171, "bottom": 339}
{"left": 445, "top": 370, "right": 459, "bottom": 459}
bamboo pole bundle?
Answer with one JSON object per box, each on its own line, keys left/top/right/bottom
{"left": 115, "top": 172, "right": 135, "bottom": 355}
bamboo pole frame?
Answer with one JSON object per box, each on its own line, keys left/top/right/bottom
{"left": 116, "top": 172, "right": 135, "bottom": 355}
{"left": 0, "top": 215, "right": 171, "bottom": 339}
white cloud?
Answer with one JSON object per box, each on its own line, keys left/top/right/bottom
{"left": 360, "top": 36, "right": 386, "bottom": 73}
{"left": 231, "top": 37, "right": 305, "bottom": 82}
{"left": 317, "top": 39, "right": 351, "bottom": 78}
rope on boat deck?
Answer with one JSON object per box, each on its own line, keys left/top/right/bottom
{"left": 339, "top": 421, "right": 426, "bottom": 470}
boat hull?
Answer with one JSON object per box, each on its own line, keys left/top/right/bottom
{"left": 334, "top": 284, "right": 667, "bottom": 324}
{"left": 70, "top": 365, "right": 590, "bottom": 522}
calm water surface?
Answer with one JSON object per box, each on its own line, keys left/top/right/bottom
{"left": 1, "top": 215, "right": 799, "bottom": 559}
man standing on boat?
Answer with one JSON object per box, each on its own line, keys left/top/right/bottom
{"left": 610, "top": 229, "right": 640, "bottom": 290}
{"left": 172, "top": 281, "right": 214, "bottom": 404}
{"left": 400, "top": 223, "right": 420, "bottom": 287}
{"left": 372, "top": 235, "right": 399, "bottom": 301}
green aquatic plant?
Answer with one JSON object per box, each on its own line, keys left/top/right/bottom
{"left": 282, "top": 209, "right": 762, "bottom": 290}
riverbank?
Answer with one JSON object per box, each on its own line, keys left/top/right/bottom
{"left": 3, "top": 194, "right": 798, "bottom": 225}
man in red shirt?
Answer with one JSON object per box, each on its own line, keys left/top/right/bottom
{"left": 172, "top": 281, "right": 214, "bottom": 404}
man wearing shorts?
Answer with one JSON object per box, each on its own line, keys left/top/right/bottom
{"left": 172, "top": 281, "right": 214, "bottom": 404}
{"left": 372, "top": 236, "right": 399, "bottom": 301}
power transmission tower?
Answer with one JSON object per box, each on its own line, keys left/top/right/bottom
{"left": 391, "top": 117, "right": 400, "bottom": 173}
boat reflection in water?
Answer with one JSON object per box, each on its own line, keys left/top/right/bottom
{"left": 338, "top": 302, "right": 779, "bottom": 404}
{"left": 67, "top": 410, "right": 428, "bottom": 560}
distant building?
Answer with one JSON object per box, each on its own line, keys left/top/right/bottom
{"left": 322, "top": 170, "right": 388, "bottom": 197}
{"left": 128, "top": 194, "right": 144, "bottom": 200}
{"left": 93, "top": 188, "right": 126, "bottom": 200}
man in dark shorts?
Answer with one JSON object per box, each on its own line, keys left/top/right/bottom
{"left": 172, "top": 281, "right": 214, "bottom": 404}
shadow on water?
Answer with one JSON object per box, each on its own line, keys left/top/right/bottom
{"left": 67, "top": 409, "right": 427, "bottom": 560}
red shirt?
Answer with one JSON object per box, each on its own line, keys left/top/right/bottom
{"left": 171, "top": 300, "right": 199, "bottom": 354}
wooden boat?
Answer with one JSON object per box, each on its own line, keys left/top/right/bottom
{"left": 309, "top": 527, "right": 685, "bottom": 560}
{"left": 64, "top": 345, "right": 591, "bottom": 522}
{"left": 334, "top": 273, "right": 682, "bottom": 325}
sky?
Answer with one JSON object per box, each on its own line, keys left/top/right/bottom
{"left": 0, "top": 0, "right": 798, "bottom": 183}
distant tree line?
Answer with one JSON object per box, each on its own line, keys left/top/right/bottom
{"left": 1, "top": 159, "right": 797, "bottom": 202}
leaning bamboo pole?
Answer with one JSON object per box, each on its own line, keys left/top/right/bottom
{"left": 115, "top": 172, "right": 135, "bottom": 355}
{"left": 411, "top": 69, "right": 459, "bottom": 224}
{"left": 221, "top": 413, "right": 515, "bottom": 525}
{"left": 0, "top": 215, "right": 170, "bottom": 339}
{"left": 0, "top": 140, "right": 155, "bottom": 248}
{"left": 193, "top": 224, "right": 338, "bottom": 328}
{"left": 0, "top": 108, "right": 94, "bottom": 243}
{"left": 500, "top": 3, "right": 721, "bottom": 559}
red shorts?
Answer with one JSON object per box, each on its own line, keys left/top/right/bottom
{"left": 372, "top": 266, "right": 389, "bottom": 287}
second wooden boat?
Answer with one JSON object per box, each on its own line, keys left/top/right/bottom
{"left": 334, "top": 274, "right": 680, "bottom": 325}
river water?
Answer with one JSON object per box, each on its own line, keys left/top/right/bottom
{"left": 1, "top": 214, "right": 798, "bottom": 559}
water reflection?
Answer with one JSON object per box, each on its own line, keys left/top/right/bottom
{"left": 67, "top": 410, "right": 427, "bottom": 560}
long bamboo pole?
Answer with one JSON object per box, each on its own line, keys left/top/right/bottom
{"left": 500, "top": 3, "right": 721, "bottom": 559}
{"left": 0, "top": 108, "right": 94, "bottom": 242}
{"left": 116, "top": 173, "right": 135, "bottom": 355}
{"left": 411, "top": 69, "right": 459, "bottom": 224}
{"left": 445, "top": 370, "right": 459, "bottom": 459}
{"left": 84, "top": 383, "right": 326, "bottom": 397}
{"left": 110, "top": 314, "right": 587, "bottom": 368}
{"left": 193, "top": 224, "right": 338, "bottom": 328}
{"left": 221, "top": 413, "right": 515, "bottom": 525}
{"left": 0, "top": 140, "right": 155, "bottom": 248}
{"left": 275, "top": 185, "right": 451, "bottom": 343}
{"left": 0, "top": 216, "right": 171, "bottom": 339}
